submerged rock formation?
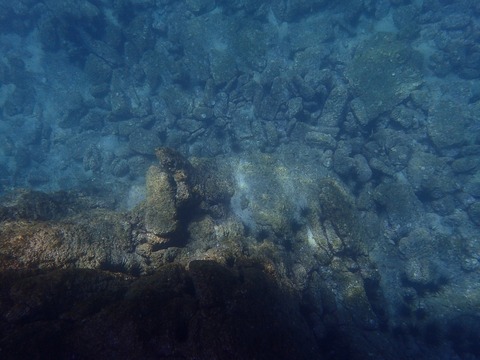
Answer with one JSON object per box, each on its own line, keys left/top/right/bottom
{"left": 1, "top": 148, "right": 480, "bottom": 360}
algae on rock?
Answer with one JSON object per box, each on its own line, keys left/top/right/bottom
{"left": 346, "top": 33, "right": 423, "bottom": 123}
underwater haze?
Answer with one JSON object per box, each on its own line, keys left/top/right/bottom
{"left": 1, "top": 0, "right": 480, "bottom": 359}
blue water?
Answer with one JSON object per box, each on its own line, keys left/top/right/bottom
{"left": 0, "top": 0, "right": 479, "bottom": 358}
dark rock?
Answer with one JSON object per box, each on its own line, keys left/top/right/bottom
{"left": 350, "top": 97, "right": 369, "bottom": 127}
{"left": 210, "top": 48, "right": 238, "bottom": 86}
{"left": 451, "top": 156, "right": 480, "bottom": 173}
{"left": 145, "top": 165, "right": 178, "bottom": 238}
{"left": 80, "top": 109, "right": 105, "bottom": 130}
{"left": 373, "top": 181, "right": 422, "bottom": 226}
{"left": 319, "top": 83, "right": 349, "bottom": 127}
{"left": 110, "top": 158, "right": 129, "bottom": 177}
{"left": 124, "top": 14, "right": 155, "bottom": 53}
{"left": 441, "top": 13, "right": 471, "bottom": 30}
{"left": 128, "top": 128, "right": 161, "bottom": 155}
{"left": 286, "top": 97, "right": 303, "bottom": 119}
{"left": 354, "top": 154, "right": 372, "bottom": 183}
{"left": 0, "top": 190, "right": 65, "bottom": 221}
{"left": 468, "top": 202, "right": 480, "bottom": 225}
{"left": 305, "top": 131, "right": 336, "bottom": 149}
{"left": 465, "top": 175, "right": 480, "bottom": 197}
{"left": 83, "top": 145, "right": 102, "bottom": 172}
{"left": 84, "top": 54, "right": 112, "bottom": 85}
{"left": 408, "top": 151, "right": 457, "bottom": 199}
{"left": 27, "top": 169, "right": 51, "bottom": 186}
{"left": 390, "top": 105, "right": 420, "bottom": 129}
{"left": 271, "top": 0, "right": 328, "bottom": 21}
{"left": 333, "top": 142, "right": 355, "bottom": 176}
{"left": 427, "top": 101, "right": 467, "bottom": 150}
{"left": 109, "top": 91, "right": 131, "bottom": 118}
{"left": 0, "top": 261, "right": 321, "bottom": 360}
{"left": 346, "top": 33, "right": 423, "bottom": 120}
{"left": 393, "top": 4, "right": 421, "bottom": 39}
{"left": 37, "top": 15, "right": 59, "bottom": 51}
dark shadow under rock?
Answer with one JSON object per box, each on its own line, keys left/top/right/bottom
{"left": 0, "top": 261, "right": 321, "bottom": 360}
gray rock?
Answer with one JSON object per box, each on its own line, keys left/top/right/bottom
{"left": 80, "top": 110, "right": 104, "bottom": 130}
{"left": 186, "top": 0, "right": 215, "bottom": 14}
{"left": 427, "top": 101, "right": 467, "bottom": 150}
{"left": 392, "top": 4, "right": 421, "bottom": 39}
{"left": 109, "top": 91, "right": 131, "bottom": 118}
{"left": 83, "top": 145, "right": 102, "bottom": 172}
{"left": 209, "top": 48, "right": 238, "bottom": 86}
{"left": 124, "top": 14, "right": 155, "bottom": 53}
{"left": 407, "top": 151, "right": 456, "bottom": 199}
{"left": 333, "top": 142, "right": 354, "bottom": 176}
{"left": 451, "top": 156, "right": 480, "bottom": 173}
{"left": 110, "top": 158, "right": 129, "bottom": 177}
{"left": 350, "top": 98, "right": 369, "bottom": 127}
{"left": 465, "top": 173, "right": 480, "bottom": 197}
{"left": 305, "top": 132, "right": 336, "bottom": 149}
{"left": 319, "top": 84, "right": 349, "bottom": 127}
{"left": 145, "top": 165, "right": 178, "bottom": 237}
{"left": 354, "top": 154, "right": 372, "bottom": 183}
{"left": 213, "top": 92, "right": 229, "bottom": 118}
{"left": 468, "top": 202, "right": 480, "bottom": 225}
{"left": 390, "top": 105, "right": 419, "bottom": 129}
{"left": 129, "top": 128, "right": 161, "bottom": 155}
{"left": 373, "top": 181, "right": 421, "bottom": 226}
{"left": 404, "top": 258, "right": 437, "bottom": 286}
{"left": 369, "top": 157, "right": 395, "bottom": 176}
{"left": 346, "top": 33, "right": 423, "bottom": 121}
{"left": 441, "top": 13, "right": 471, "bottom": 30}
{"left": 286, "top": 97, "right": 303, "bottom": 119}
{"left": 271, "top": 0, "right": 328, "bottom": 21}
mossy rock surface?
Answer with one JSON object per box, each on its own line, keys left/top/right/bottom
{"left": 346, "top": 33, "right": 423, "bottom": 121}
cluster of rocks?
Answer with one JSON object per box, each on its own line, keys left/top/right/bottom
{"left": 1, "top": 147, "right": 480, "bottom": 359}
{"left": 0, "top": 0, "right": 479, "bottom": 358}
{"left": 0, "top": 0, "right": 477, "bottom": 199}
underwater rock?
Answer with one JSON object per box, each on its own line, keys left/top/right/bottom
{"left": 0, "top": 190, "right": 65, "bottom": 222}
{"left": 427, "top": 100, "right": 468, "bottom": 150}
{"left": 305, "top": 131, "right": 337, "bottom": 149}
{"left": 84, "top": 54, "right": 112, "bottom": 85}
{"left": 0, "top": 261, "right": 321, "bottom": 360}
{"left": 392, "top": 4, "right": 421, "bottom": 39}
{"left": 145, "top": 166, "right": 178, "bottom": 237}
{"left": 333, "top": 141, "right": 355, "bottom": 176}
{"left": 128, "top": 128, "right": 162, "bottom": 155}
{"left": 468, "top": 202, "right": 480, "bottom": 225}
{"left": 390, "top": 104, "right": 419, "bottom": 129}
{"left": 110, "top": 158, "right": 130, "bottom": 177}
{"left": 124, "top": 13, "right": 155, "bottom": 54}
{"left": 318, "top": 178, "right": 369, "bottom": 253}
{"left": 271, "top": 0, "right": 328, "bottom": 21}
{"left": 451, "top": 156, "right": 480, "bottom": 174}
{"left": 185, "top": 0, "right": 216, "bottom": 14}
{"left": 83, "top": 144, "right": 102, "bottom": 173}
{"left": 353, "top": 154, "right": 372, "bottom": 183}
{"left": 0, "top": 209, "right": 136, "bottom": 272}
{"left": 350, "top": 97, "right": 369, "bottom": 127}
{"left": 43, "top": 0, "right": 100, "bottom": 21}
{"left": 80, "top": 109, "right": 105, "bottom": 131}
{"left": 373, "top": 181, "right": 422, "bottom": 229}
{"left": 464, "top": 173, "right": 480, "bottom": 198}
{"left": 407, "top": 151, "right": 457, "bottom": 199}
{"left": 144, "top": 148, "right": 199, "bottom": 245}
{"left": 319, "top": 83, "right": 349, "bottom": 127}
{"left": 346, "top": 33, "right": 423, "bottom": 121}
